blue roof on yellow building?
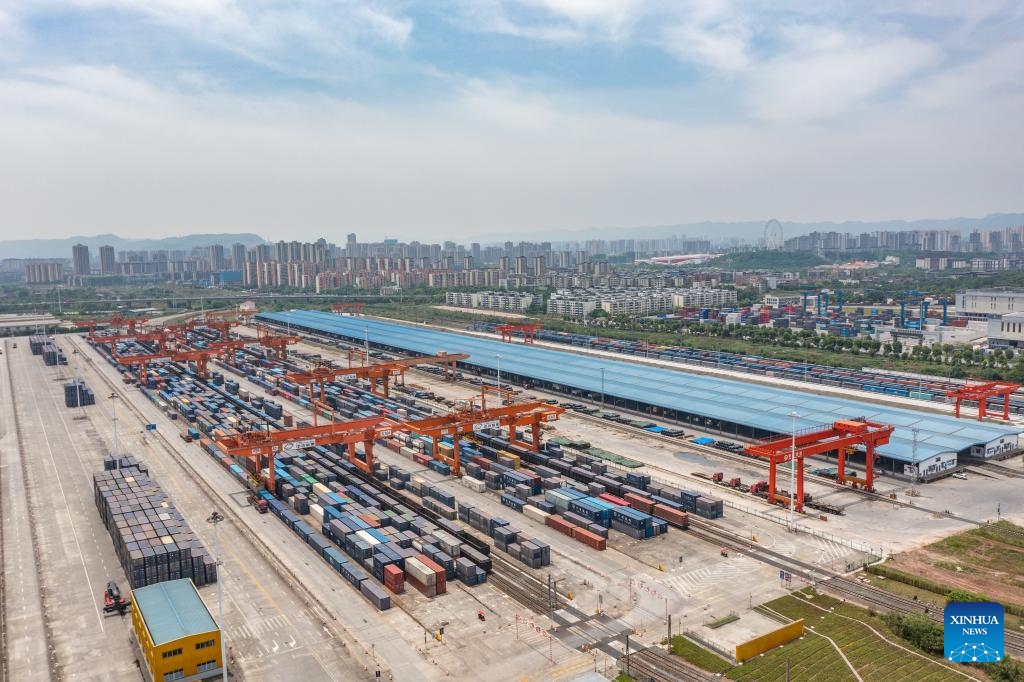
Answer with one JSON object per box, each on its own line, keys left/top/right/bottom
{"left": 134, "top": 579, "right": 218, "bottom": 646}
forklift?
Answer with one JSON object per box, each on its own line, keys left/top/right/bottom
{"left": 103, "top": 581, "right": 131, "bottom": 616}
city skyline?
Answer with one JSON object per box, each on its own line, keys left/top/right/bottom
{"left": 0, "top": 3, "right": 1022, "bottom": 242}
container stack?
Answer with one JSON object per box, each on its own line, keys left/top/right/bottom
{"left": 93, "top": 465, "right": 216, "bottom": 589}
{"left": 41, "top": 342, "right": 67, "bottom": 365}
{"left": 29, "top": 335, "right": 49, "bottom": 354}
{"left": 64, "top": 379, "right": 96, "bottom": 407}
{"left": 404, "top": 554, "right": 446, "bottom": 597}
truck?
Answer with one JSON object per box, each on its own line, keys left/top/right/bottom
{"left": 247, "top": 492, "right": 269, "bottom": 514}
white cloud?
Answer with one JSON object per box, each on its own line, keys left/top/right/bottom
{"left": 0, "top": 68, "right": 1020, "bottom": 242}
{"left": 747, "top": 34, "right": 941, "bottom": 121}
{"left": 908, "top": 42, "right": 1024, "bottom": 110}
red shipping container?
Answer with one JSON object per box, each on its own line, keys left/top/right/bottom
{"left": 545, "top": 514, "right": 574, "bottom": 536}
{"left": 471, "top": 456, "right": 491, "bottom": 471}
{"left": 358, "top": 514, "right": 382, "bottom": 529}
{"left": 624, "top": 492, "right": 655, "bottom": 514}
{"left": 598, "top": 493, "right": 629, "bottom": 507}
{"left": 417, "top": 555, "right": 447, "bottom": 595}
{"left": 383, "top": 565, "right": 405, "bottom": 594}
{"left": 653, "top": 504, "right": 689, "bottom": 529}
{"left": 572, "top": 527, "right": 607, "bottom": 551}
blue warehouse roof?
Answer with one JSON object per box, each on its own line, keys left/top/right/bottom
{"left": 259, "top": 311, "right": 1022, "bottom": 464}
{"left": 134, "top": 579, "right": 218, "bottom": 646}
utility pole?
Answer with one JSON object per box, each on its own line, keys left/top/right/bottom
{"left": 600, "top": 367, "right": 605, "bottom": 408}
{"left": 109, "top": 392, "right": 120, "bottom": 457}
{"left": 496, "top": 354, "right": 501, "bottom": 396}
{"left": 789, "top": 411, "right": 799, "bottom": 531}
{"left": 625, "top": 633, "right": 631, "bottom": 676}
{"left": 364, "top": 326, "right": 369, "bottom": 365}
{"left": 206, "top": 511, "right": 228, "bottom": 682}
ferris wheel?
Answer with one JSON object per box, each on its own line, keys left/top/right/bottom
{"left": 763, "top": 219, "right": 784, "bottom": 250}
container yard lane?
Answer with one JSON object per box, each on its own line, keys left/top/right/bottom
{"left": 64, "top": 333, "right": 437, "bottom": 682}
{"left": 8, "top": 338, "right": 142, "bottom": 680}
{"left": 1, "top": 339, "right": 54, "bottom": 682}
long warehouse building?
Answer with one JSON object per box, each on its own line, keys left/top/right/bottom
{"left": 258, "top": 310, "right": 1022, "bottom": 480}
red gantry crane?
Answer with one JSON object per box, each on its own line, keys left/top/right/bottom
{"left": 497, "top": 324, "right": 542, "bottom": 344}
{"left": 945, "top": 381, "right": 1021, "bottom": 421}
{"left": 255, "top": 325, "right": 301, "bottom": 359}
{"left": 85, "top": 313, "right": 151, "bottom": 340}
{"left": 285, "top": 352, "right": 469, "bottom": 401}
{"left": 331, "top": 302, "right": 365, "bottom": 315}
{"left": 744, "top": 419, "right": 895, "bottom": 512}
{"left": 398, "top": 392, "right": 565, "bottom": 476}
{"left": 114, "top": 347, "right": 224, "bottom": 382}
{"left": 213, "top": 415, "right": 394, "bottom": 484}
{"left": 90, "top": 327, "right": 181, "bottom": 353}
{"left": 195, "top": 311, "right": 238, "bottom": 341}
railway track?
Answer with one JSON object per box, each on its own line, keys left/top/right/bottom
{"left": 248, "top": 326, "right": 1024, "bottom": 656}
{"left": 968, "top": 460, "right": 1024, "bottom": 479}
{"left": 684, "top": 515, "right": 1024, "bottom": 659}
{"left": 620, "top": 646, "right": 715, "bottom": 682}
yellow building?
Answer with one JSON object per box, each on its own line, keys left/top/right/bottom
{"left": 131, "top": 579, "right": 223, "bottom": 682}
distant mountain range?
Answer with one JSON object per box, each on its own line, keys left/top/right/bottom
{"left": 487, "top": 212, "right": 1024, "bottom": 244}
{"left": 0, "top": 233, "right": 267, "bottom": 259}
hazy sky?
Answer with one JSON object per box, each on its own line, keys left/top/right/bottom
{"left": 1, "top": 1, "right": 1022, "bottom": 243}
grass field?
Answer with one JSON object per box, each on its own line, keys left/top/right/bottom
{"left": 667, "top": 590, "right": 976, "bottom": 681}
{"left": 757, "top": 592, "right": 965, "bottom": 682}
{"left": 667, "top": 636, "right": 734, "bottom": 674}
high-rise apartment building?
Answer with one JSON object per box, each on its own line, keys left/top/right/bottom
{"left": 72, "top": 243, "right": 90, "bottom": 276}
{"left": 99, "top": 245, "right": 116, "bottom": 274}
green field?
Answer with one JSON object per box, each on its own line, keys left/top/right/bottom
{"left": 667, "top": 591, "right": 976, "bottom": 681}
{"left": 667, "top": 636, "right": 734, "bottom": 674}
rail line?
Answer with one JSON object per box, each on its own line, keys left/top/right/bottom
{"left": 620, "top": 646, "right": 714, "bottom": 682}
{"left": 683, "top": 515, "right": 1024, "bottom": 659}
{"left": 967, "top": 459, "right": 1024, "bottom": 479}
{"left": 116, "top": 336, "right": 583, "bottom": 655}
{"left": 68, "top": 334, "right": 395, "bottom": 680}
{"left": 229, "top": 326, "right": 1024, "bottom": 656}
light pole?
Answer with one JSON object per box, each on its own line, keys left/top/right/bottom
{"left": 789, "top": 411, "right": 799, "bottom": 531}
{"left": 496, "top": 354, "right": 501, "bottom": 396}
{"left": 364, "top": 326, "right": 369, "bottom": 365}
{"left": 206, "top": 510, "right": 227, "bottom": 682}
{"left": 109, "top": 392, "right": 120, "bottom": 457}
{"left": 600, "top": 367, "right": 605, "bottom": 408}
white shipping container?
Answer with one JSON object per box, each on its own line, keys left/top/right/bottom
{"left": 405, "top": 557, "right": 436, "bottom": 585}
{"left": 462, "top": 478, "right": 487, "bottom": 493}
{"left": 312, "top": 482, "right": 330, "bottom": 497}
{"left": 309, "top": 504, "right": 324, "bottom": 525}
{"left": 399, "top": 447, "right": 417, "bottom": 459}
{"left": 355, "top": 530, "right": 381, "bottom": 547}
{"left": 524, "top": 506, "right": 551, "bottom": 523}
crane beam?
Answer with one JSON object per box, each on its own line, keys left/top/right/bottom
{"left": 744, "top": 419, "right": 894, "bottom": 511}
{"left": 213, "top": 415, "right": 393, "bottom": 483}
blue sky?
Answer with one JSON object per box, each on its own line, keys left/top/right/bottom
{"left": 0, "top": 1, "right": 1022, "bottom": 242}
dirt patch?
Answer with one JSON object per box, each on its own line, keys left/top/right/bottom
{"left": 887, "top": 524, "right": 1024, "bottom": 607}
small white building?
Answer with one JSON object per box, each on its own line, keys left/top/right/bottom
{"left": 987, "top": 312, "right": 1024, "bottom": 349}
{"left": 762, "top": 294, "right": 803, "bottom": 308}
